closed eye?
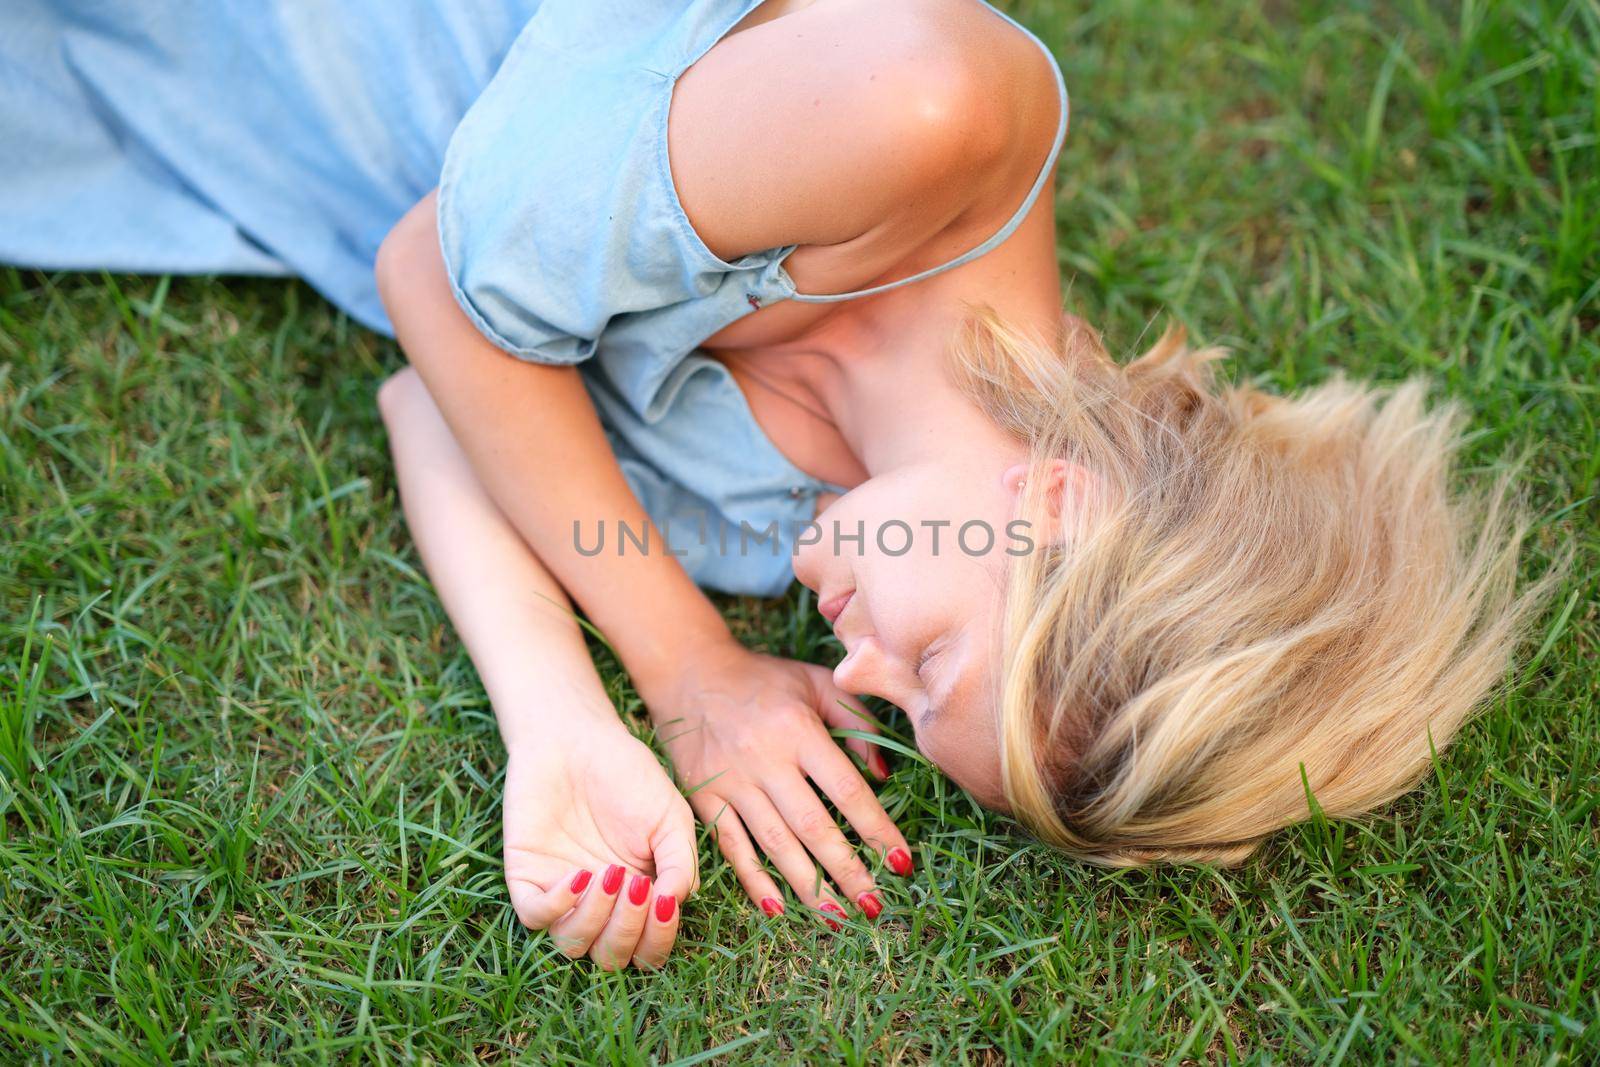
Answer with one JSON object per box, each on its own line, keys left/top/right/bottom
{"left": 915, "top": 638, "right": 957, "bottom": 724}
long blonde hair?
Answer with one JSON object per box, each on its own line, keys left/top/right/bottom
{"left": 950, "top": 307, "right": 1554, "bottom": 866}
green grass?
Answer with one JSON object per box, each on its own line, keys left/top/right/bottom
{"left": 1, "top": 0, "right": 1596, "bottom": 1061}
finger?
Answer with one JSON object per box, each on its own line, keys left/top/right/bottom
{"left": 509, "top": 867, "right": 596, "bottom": 930}
{"left": 590, "top": 870, "right": 653, "bottom": 970}
{"left": 764, "top": 772, "right": 880, "bottom": 920}
{"left": 630, "top": 885, "right": 681, "bottom": 970}
{"left": 731, "top": 789, "right": 844, "bottom": 924}
{"left": 694, "top": 797, "right": 786, "bottom": 917}
{"left": 546, "top": 863, "right": 625, "bottom": 959}
{"left": 802, "top": 740, "right": 912, "bottom": 883}
{"left": 816, "top": 685, "right": 890, "bottom": 780}
{"left": 648, "top": 807, "right": 699, "bottom": 905}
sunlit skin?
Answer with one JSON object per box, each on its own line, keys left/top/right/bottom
{"left": 792, "top": 444, "right": 1092, "bottom": 808}
{"left": 700, "top": 0, "right": 1076, "bottom": 803}
{"left": 377, "top": 0, "right": 1075, "bottom": 970}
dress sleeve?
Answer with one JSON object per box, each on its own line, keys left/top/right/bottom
{"left": 434, "top": 20, "right": 719, "bottom": 365}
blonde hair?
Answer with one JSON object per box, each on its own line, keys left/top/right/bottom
{"left": 949, "top": 307, "right": 1555, "bottom": 866}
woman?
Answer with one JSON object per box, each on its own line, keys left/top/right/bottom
{"left": 1, "top": 0, "right": 1540, "bottom": 973}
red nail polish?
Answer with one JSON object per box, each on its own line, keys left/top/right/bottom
{"left": 870, "top": 751, "right": 889, "bottom": 779}
{"left": 602, "top": 864, "right": 625, "bottom": 895}
{"left": 759, "top": 897, "right": 784, "bottom": 918}
{"left": 819, "top": 899, "right": 846, "bottom": 931}
{"left": 856, "top": 891, "right": 882, "bottom": 920}
{"left": 655, "top": 894, "right": 677, "bottom": 923}
{"left": 887, "top": 847, "right": 913, "bottom": 876}
{"left": 628, "top": 874, "right": 651, "bottom": 906}
{"left": 570, "top": 869, "right": 593, "bottom": 894}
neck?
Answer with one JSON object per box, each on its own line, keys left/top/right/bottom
{"left": 805, "top": 275, "right": 1061, "bottom": 479}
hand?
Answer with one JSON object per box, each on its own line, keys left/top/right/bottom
{"left": 643, "top": 642, "right": 913, "bottom": 927}
{"left": 501, "top": 714, "right": 698, "bottom": 970}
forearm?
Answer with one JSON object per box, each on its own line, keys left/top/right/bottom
{"left": 377, "top": 195, "right": 735, "bottom": 703}
{"left": 378, "top": 367, "right": 617, "bottom": 748}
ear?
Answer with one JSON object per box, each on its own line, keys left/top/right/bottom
{"left": 1003, "top": 459, "right": 1099, "bottom": 545}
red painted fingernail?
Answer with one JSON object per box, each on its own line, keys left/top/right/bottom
{"left": 870, "top": 751, "right": 889, "bottom": 778}
{"left": 655, "top": 894, "right": 677, "bottom": 923}
{"left": 819, "top": 899, "right": 846, "bottom": 931}
{"left": 856, "top": 891, "right": 882, "bottom": 920}
{"left": 628, "top": 874, "right": 651, "bottom": 906}
{"left": 887, "top": 847, "right": 913, "bottom": 876}
{"left": 569, "top": 869, "right": 593, "bottom": 894}
{"left": 601, "top": 864, "right": 625, "bottom": 895}
{"left": 759, "top": 897, "right": 784, "bottom": 918}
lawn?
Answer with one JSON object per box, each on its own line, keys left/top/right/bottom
{"left": 2, "top": 0, "right": 1596, "bottom": 1062}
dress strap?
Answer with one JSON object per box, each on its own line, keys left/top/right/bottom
{"left": 784, "top": 1, "right": 1069, "bottom": 304}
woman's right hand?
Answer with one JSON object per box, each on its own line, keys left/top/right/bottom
{"left": 500, "top": 711, "right": 698, "bottom": 970}
{"left": 642, "top": 641, "right": 912, "bottom": 928}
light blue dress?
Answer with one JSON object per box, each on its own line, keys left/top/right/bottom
{"left": 0, "top": 0, "right": 1068, "bottom": 596}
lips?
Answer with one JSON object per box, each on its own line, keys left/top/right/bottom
{"left": 818, "top": 589, "right": 854, "bottom": 626}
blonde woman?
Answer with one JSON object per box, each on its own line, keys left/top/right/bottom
{"left": 2, "top": 0, "right": 1543, "bottom": 973}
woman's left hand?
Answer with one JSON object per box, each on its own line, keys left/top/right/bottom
{"left": 641, "top": 641, "right": 912, "bottom": 926}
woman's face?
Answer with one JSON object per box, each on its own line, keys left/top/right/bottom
{"left": 794, "top": 453, "right": 1038, "bottom": 808}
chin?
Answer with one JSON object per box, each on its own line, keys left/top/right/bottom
{"left": 960, "top": 777, "right": 1012, "bottom": 813}
{"left": 926, "top": 748, "right": 1009, "bottom": 811}
{"left": 980, "top": 791, "right": 1013, "bottom": 815}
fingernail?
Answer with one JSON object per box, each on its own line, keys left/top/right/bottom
{"left": 870, "top": 751, "right": 889, "bottom": 778}
{"left": 856, "top": 891, "right": 882, "bottom": 920}
{"left": 602, "top": 864, "right": 625, "bottom": 895}
{"left": 819, "top": 900, "right": 846, "bottom": 931}
{"left": 628, "top": 874, "right": 651, "bottom": 906}
{"left": 655, "top": 894, "right": 677, "bottom": 923}
{"left": 887, "top": 847, "right": 913, "bottom": 877}
{"left": 570, "top": 869, "right": 593, "bottom": 894}
{"left": 759, "top": 897, "right": 785, "bottom": 918}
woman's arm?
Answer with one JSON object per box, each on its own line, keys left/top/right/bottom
{"left": 378, "top": 364, "right": 615, "bottom": 733}
{"left": 380, "top": 198, "right": 915, "bottom": 923}
{"left": 377, "top": 191, "right": 738, "bottom": 709}
{"left": 375, "top": 4, "right": 1029, "bottom": 918}
{"left": 377, "top": 196, "right": 910, "bottom": 921}
{"left": 378, "top": 365, "right": 695, "bottom": 970}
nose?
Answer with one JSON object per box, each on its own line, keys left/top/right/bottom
{"left": 832, "top": 635, "right": 907, "bottom": 706}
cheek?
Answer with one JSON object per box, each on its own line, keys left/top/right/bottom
{"left": 915, "top": 713, "right": 1008, "bottom": 810}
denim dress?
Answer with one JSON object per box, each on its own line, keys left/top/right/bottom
{"left": 0, "top": 0, "right": 1068, "bottom": 597}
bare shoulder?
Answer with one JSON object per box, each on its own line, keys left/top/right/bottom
{"left": 846, "top": 0, "right": 1062, "bottom": 172}
{"left": 859, "top": 0, "right": 1063, "bottom": 133}
{"left": 668, "top": 0, "right": 1064, "bottom": 262}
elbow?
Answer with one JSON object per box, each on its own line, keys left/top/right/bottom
{"left": 376, "top": 366, "right": 425, "bottom": 427}
{"left": 374, "top": 211, "right": 425, "bottom": 324}
{"left": 373, "top": 219, "right": 418, "bottom": 425}
{"left": 374, "top": 190, "right": 443, "bottom": 351}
